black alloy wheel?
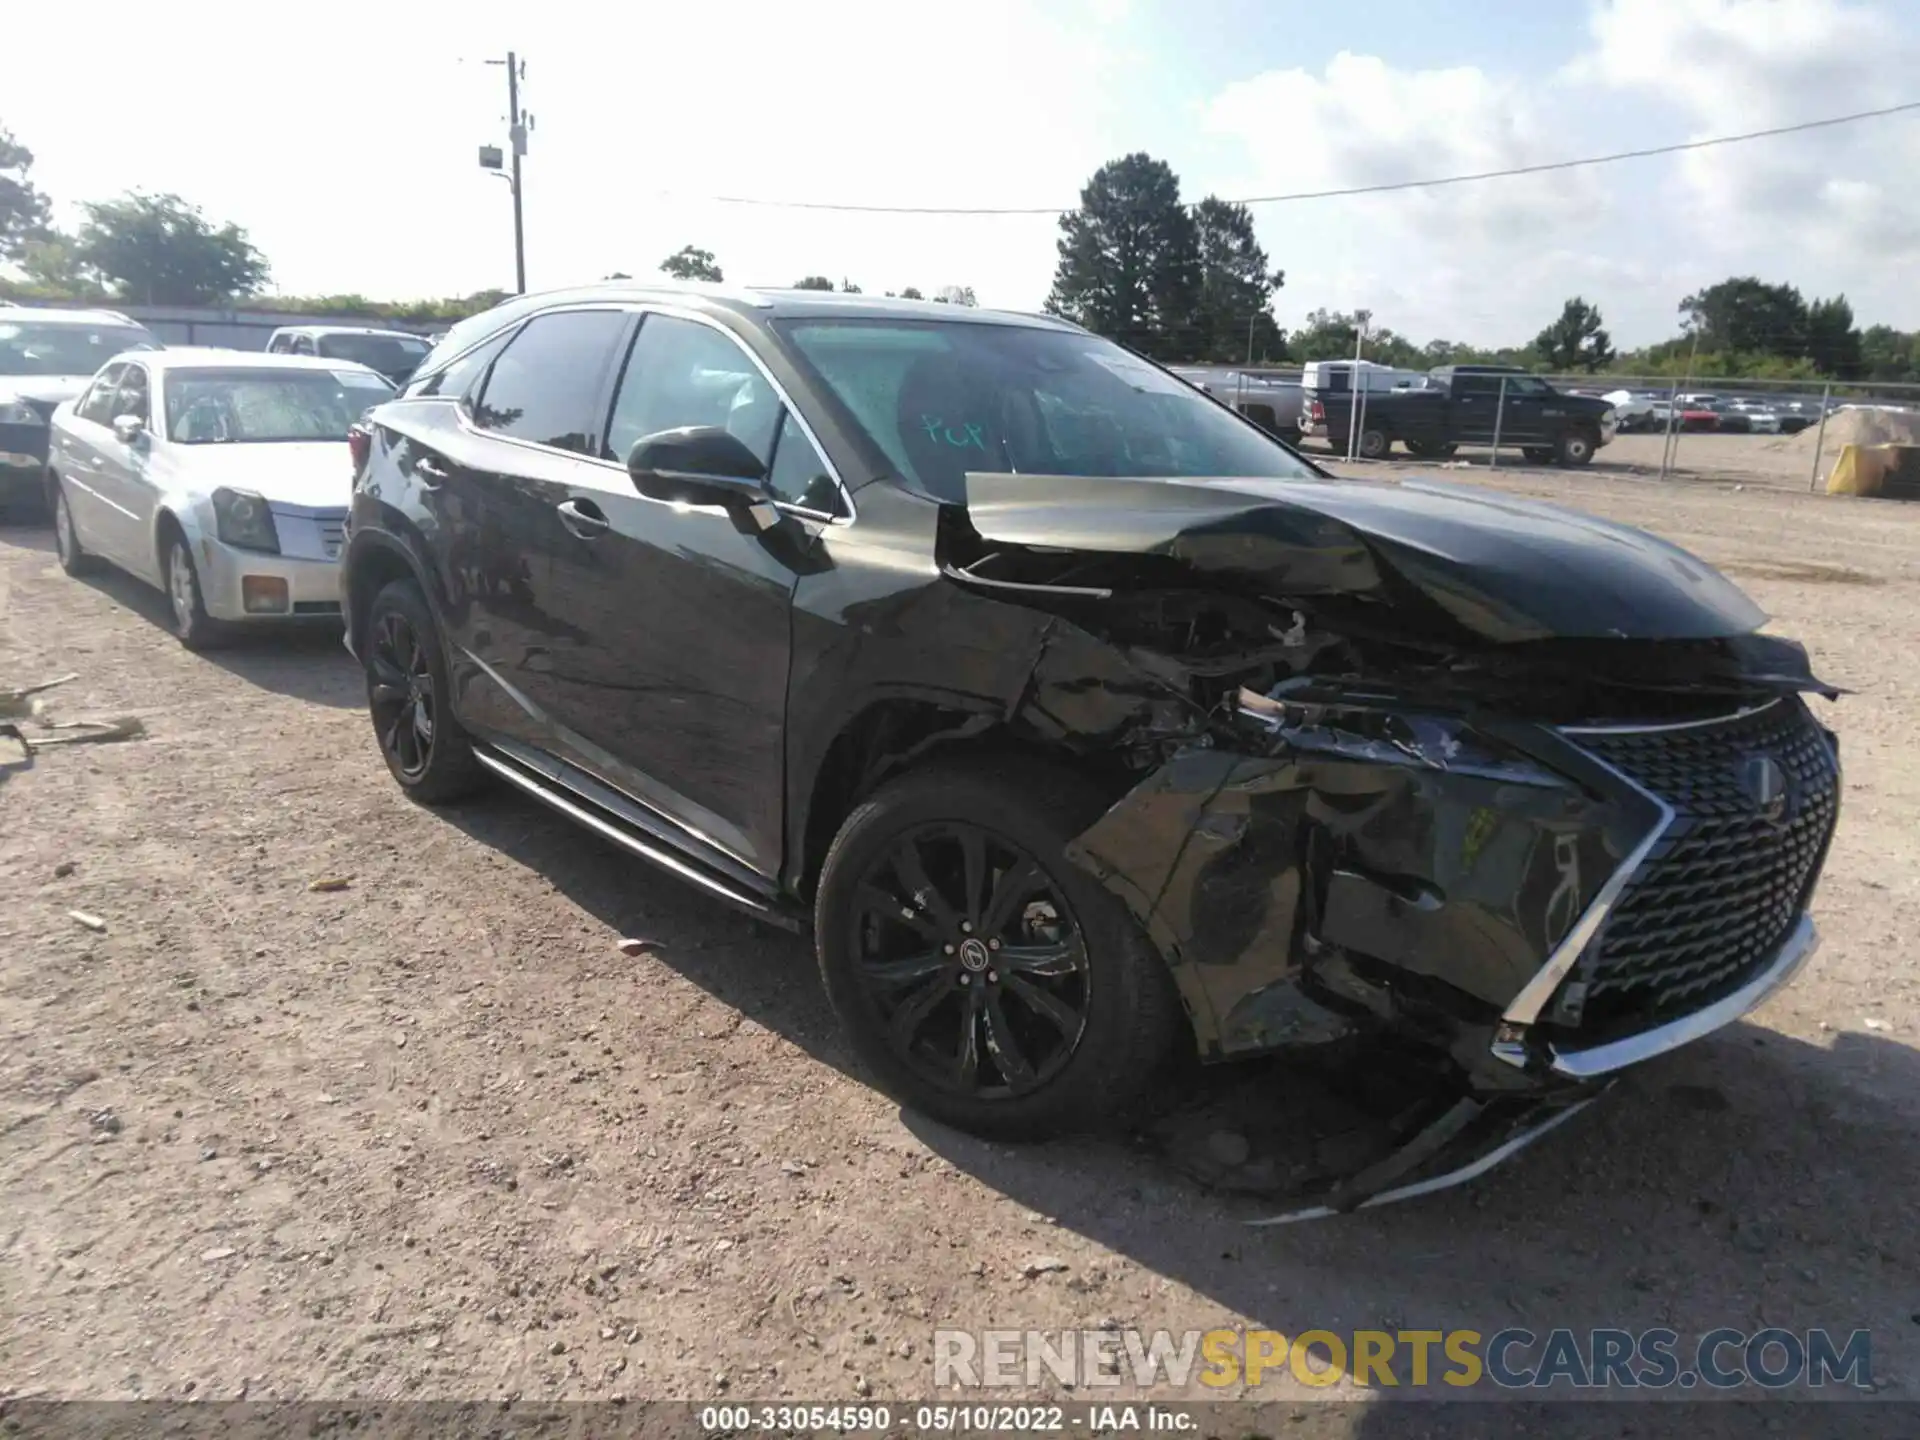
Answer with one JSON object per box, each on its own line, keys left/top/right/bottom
{"left": 815, "top": 759, "right": 1185, "bottom": 1140}
{"left": 369, "top": 608, "right": 437, "bottom": 782}
{"left": 849, "top": 821, "right": 1092, "bottom": 1102}
{"left": 362, "top": 579, "right": 485, "bottom": 802}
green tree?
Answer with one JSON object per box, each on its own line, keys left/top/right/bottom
{"left": 1045, "top": 152, "right": 1200, "bottom": 358}
{"left": 0, "top": 125, "right": 53, "bottom": 261}
{"left": 933, "top": 284, "right": 977, "bottom": 306}
{"left": 1190, "top": 196, "right": 1284, "bottom": 362}
{"left": 839, "top": 278, "right": 862, "bottom": 293}
{"left": 1533, "top": 296, "right": 1615, "bottom": 372}
{"left": 1678, "top": 277, "right": 1809, "bottom": 359}
{"left": 1805, "top": 295, "right": 1863, "bottom": 379}
{"left": 658, "top": 246, "right": 722, "bottom": 282}
{"left": 792, "top": 275, "right": 835, "bottom": 291}
{"left": 74, "top": 192, "right": 268, "bottom": 305}
{"left": 1286, "top": 309, "right": 1426, "bottom": 369}
{"left": 899, "top": 286, "right": 924, "bottom": 300}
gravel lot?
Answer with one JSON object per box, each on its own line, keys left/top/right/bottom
{"left": 3, "top": 463, "right": 1919, "bottom": 1423}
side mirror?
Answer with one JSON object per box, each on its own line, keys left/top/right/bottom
{"left": 626, "top": 426, "right": 777, "bottom": 533}
{"left": 112, "top": 414, "right": 147, "bottom": 444}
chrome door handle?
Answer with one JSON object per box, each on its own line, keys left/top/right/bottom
{"left": 415, "top": 456, "right": 449, "bottom": 485}
{"left": 557, "top": 498, "right": 610, "bottom": 538}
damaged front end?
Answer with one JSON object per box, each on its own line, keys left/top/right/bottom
{"left": 942, "top": 471, "right": 1843, "bottom": 1215}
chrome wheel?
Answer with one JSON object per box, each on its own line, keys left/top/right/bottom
{"left": 368, "top": 610, "right": 436, "bottom": 781}
{"left": 168, "top": 542, "right": 199, "bottom": 635}
{"left": 848, "top": 822, "right": 1091, "bottom": 1102}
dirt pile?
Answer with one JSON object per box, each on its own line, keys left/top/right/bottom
{"left": 1764, "top": 405, "right": 1920, "bottom": 459}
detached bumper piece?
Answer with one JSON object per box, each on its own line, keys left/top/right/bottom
{"left": 1250, "top": 1089, "right": 1603, "bottom": 1226}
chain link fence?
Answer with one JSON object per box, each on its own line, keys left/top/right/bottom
{"left": 1177, "top": 361, "right": 1920, "bottom": 494}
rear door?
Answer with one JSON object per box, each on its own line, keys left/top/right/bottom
{"left": 414, "top": 306, "right": 632, "bottom": 749}
{"left": 52, "top": 364, "right": 126, "bottom": 552}
{"left": 535, "top": 310, "right": 826, "bottom": 878}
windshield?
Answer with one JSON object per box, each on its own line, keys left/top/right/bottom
{"left": 314, "top": 333, "right": 429, "bottom": 376}
{"left": 0, "top": 322, "right": 157, "bottom": 377}
{"left": 163, "top": 368, "right": 395, "bottom": 444}
{"left": 774, "top": 319, "right": 1317, "bottom": 501}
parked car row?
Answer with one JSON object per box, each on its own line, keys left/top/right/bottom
{"left": 2, "top": 284, "right": 1846, "bottom": 1217}
{"left": 1596, "top": 388, "right": 1823, "bottom": 436}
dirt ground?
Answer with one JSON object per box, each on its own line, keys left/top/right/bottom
{"left": 4, "top": 465, "right": 1920, "bottom": 1423}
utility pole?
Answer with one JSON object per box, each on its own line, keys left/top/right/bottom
{"left": 482, "top": 52, "right": 529, "bottom": 293}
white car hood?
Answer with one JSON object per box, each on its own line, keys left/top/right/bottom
{"left": 172, "top": 441, "right": 354, "bottom": 511}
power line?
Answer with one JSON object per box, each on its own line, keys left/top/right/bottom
{"left": 696, "top": 99, "right": 1920, "bottom": 217}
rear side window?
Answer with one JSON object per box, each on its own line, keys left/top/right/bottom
{"left": 471, "top": 310, "right": 628, "bottom": 453}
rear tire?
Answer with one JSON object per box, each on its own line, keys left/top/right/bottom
{"left": 52, "top": 479, "right": 100, "bottom": 577}
{"left": 362, "top": 578, "right": 486, "bottom": 804}
{"left": 1355, "top": 426, "right": 1392, "bottom": 460}
{"left": 815, "top": 758, "right": 1185, "bottom": 1141}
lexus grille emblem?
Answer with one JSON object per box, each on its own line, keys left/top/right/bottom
{"left": 1741, "top": 754, "right": 1789, "bottom": 825}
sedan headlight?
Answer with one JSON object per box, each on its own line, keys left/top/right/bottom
{"left": 212, "top": 487, "right": 280, "bottom": 553}
{"left": 0, "top": 400, "right": 45, "bottom": 426}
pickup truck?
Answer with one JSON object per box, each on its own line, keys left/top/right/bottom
{"left": 1303, "top": 365, "right": 1618, "bottom": 466}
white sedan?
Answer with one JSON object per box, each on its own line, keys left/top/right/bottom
{"left": 46, "top": 349, "right": 394, "bottom": 647}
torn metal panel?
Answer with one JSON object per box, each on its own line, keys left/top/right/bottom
{"left": 1069, "top": 722, "right": 1631, "bottom": 1061}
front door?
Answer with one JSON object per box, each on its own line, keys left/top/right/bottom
{"left": 538, "top": 311, "right": 810, "bottom": 879}
{"left": 88, "top": 361, "right": 160, "bottom": 572}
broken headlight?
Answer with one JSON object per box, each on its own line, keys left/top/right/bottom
{"left": 212, "top": 487, "right": 280, "bottom": 554}
{"left": 1238, "top": 687, "right": 1563, "bottom": 786}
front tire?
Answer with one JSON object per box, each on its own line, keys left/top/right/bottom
{"left": 52, "top": 479, "right": 100, "bottom": 576}
{"left": 1556, "top": 428, "right": 1598, "bottom": 467}
{"left": 363, "top": 578, "right": 486, "bottom": 803}
{"left": 163, "top": 533, "right": 228, "bottom": 650}
{"left": 815, "top": 758, "right": 1185, "bottom": 1141}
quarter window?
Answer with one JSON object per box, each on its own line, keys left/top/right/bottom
{"left": 764, "top": 411, "right": 841, "bottom": 513}
{"left": 413, "top": 326, "right": 515, "bottom": 399}
{"left": 471, "top": 310, "right": 629, "bottom": 453}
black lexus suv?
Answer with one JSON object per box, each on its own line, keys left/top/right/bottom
{"left": 341, "top": 284, "right": 1840, "bottom": 1206}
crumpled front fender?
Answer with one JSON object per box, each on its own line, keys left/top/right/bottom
{"left": 1065, "top": 739, "right": 1633, "bottom": 1063}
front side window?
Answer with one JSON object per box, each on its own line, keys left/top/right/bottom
{"left": 114, "top": 364, "right": 151, "bottom": 424}
{"left": 471, "top": 309, "right": 629, "bottom": 453}
{"left": 604, "top": 313, "right": 778, "bottom": 465}
{"left": 0, "top": 322, "right": 157, "bottom": 377}
{"left": 775, "top": 319, "right": 1317, "bottom": 503}
{"left": 162, "top": 368, "right": 396, "bottom": 444}
{"left": 75, "top": 364, "right": 126, "bottom": 424}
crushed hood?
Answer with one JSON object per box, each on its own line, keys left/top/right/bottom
{"left": 957, "top": 472, "right": 1766, "bottom": 644}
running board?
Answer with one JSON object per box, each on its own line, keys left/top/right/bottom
{"left": 471, "top": 747, "right": 804, "bottom": 931}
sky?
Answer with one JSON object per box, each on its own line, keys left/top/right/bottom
{"left": 8, "top": 0, "right": 1919, "bottom": 348}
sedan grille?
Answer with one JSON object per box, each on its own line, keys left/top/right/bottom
{"left": 1555, "top": 699, "right": 1839, "bottom": 1040}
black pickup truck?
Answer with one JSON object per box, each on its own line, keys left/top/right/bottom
{"left": 1306, "top": 365, "right": 1618, "bottom": 466}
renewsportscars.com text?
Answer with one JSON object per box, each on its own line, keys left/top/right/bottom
{"left": 933, "top": 1326, "right": 1874, "bottom": 1391}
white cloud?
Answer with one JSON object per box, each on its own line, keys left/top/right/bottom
{"left": 1582, "top": 0, "right": 1920, "bottom": 285}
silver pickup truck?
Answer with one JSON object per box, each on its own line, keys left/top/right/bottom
{"left": 1168, "top": 366, "right": 1304, "bottom": 442}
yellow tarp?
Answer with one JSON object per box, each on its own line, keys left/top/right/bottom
{"left": 1827, "top": 443, "right": 1920, "bottom": 499}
